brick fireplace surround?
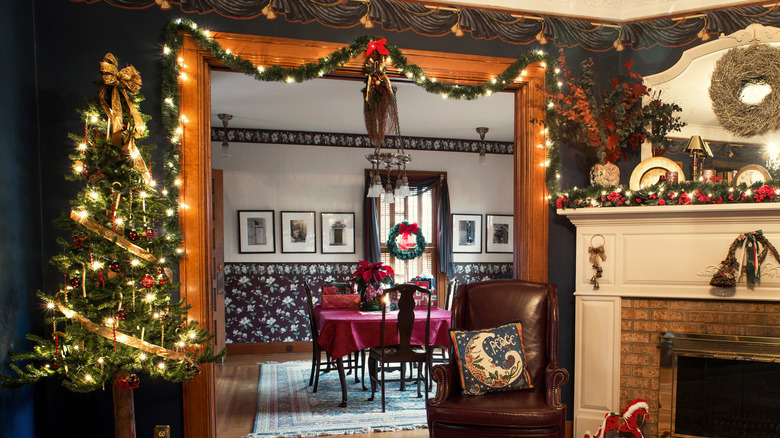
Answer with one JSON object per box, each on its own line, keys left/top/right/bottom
{"left": 620, "top": 298, "right": 780, "bottom": 437}
{"left": 561, "top": 203, "right": 780, "bottom": 438}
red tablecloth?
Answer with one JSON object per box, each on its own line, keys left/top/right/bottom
{"left": 315, "top": 306, "right": 452, "bottom": 359}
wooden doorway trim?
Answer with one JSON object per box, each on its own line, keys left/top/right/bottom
{"left": 177, "top": 32, "right": 549, "bottom": 437}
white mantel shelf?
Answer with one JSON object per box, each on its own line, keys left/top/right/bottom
{"left": 559, "top": 203, "right": 780, "bottom": 302}
{"left": 561, "top": 203, "right": 780, "bottom": 438}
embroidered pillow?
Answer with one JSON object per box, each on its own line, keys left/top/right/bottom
{"left": 449, "top": 321, "right": 533, "bottom": 396}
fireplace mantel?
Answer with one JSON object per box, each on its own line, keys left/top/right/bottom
{"left": 561, "top": 203, "right": 780, "bottom": 301}
{"left": 559, "top": 203, "right": 780, "bottom": 438}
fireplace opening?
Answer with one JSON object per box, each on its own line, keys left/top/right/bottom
{"left": 660, "top": 333, "right": 780, "bottom": 438}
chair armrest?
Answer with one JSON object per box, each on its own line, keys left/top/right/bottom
{"left": 430, "top": 363, "right": 460, "bottom": 403}
{"left": 545, "top": 365, "right": 570, "bottom": 408}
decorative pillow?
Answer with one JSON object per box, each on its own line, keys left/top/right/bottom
{"left": 449, "top": 321, "right": 533, "bottom": 396}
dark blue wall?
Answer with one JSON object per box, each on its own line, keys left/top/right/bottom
{"left": 0, "top": 2, "right": 41, "bottom": 438}
{"left": 4, "top": 1, "right": 707, "bottom": 437}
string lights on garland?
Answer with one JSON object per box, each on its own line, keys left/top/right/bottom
{"left": 159, "top": 18, "right": 563, "bottom": 199}
{"left": 555, "top": 180, "right": 780, "bottom": 209}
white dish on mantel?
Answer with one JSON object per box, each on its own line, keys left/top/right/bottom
{"left": 628, "top": 156, "right": 686, "bottom": 190}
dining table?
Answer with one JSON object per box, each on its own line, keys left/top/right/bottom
{"left": 314, "top": 304, "right": 452, "bottom": 407}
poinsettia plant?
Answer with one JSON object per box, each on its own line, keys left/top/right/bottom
{"left": 550, "top": 54, "right": 686, "bottom": 164}
{"left": 352, "top": 261, "right": 395, "bottom": 309}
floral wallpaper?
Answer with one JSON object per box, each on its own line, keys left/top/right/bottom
{"left": 450, "top": 262, "right": 513, "bottom": 287}
{"left": 212, "top": 127, "right": 514, "bottom": 155}
{"left": 224, "top": 262, "right": 513, "bottom": 343}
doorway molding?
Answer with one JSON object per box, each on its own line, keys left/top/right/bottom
{"left": 176, "top": 32, "right": 549, "bottom": 437}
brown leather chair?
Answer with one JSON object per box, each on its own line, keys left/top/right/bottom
{"left": 426, "top": 279, "right": 569, "bottom": 438}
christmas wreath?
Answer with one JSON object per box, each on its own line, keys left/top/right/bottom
{"left": 386, "top": 221, "right": 426, "bottom": 260}
{"left": 709, "top": 44, "right": 780, "bottom": 137}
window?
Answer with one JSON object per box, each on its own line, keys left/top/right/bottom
{"left": 377, "top": 172, "right": 442, "bottom": 285}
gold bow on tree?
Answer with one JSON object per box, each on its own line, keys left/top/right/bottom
{"left": 99, "top": 53, "right": 151, "bottom": 184}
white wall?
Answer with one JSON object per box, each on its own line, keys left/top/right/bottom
{"left": 212, "top": 141, "right": 513, "bottom": 263}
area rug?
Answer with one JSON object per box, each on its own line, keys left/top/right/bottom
{"left": 245, "top": 361, "right": 431, "bottom": 437}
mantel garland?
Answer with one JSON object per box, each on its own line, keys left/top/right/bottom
{"left": 555, "top": 180, "right": 780, "bottom": 209}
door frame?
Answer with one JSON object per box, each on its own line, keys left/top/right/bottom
{"left": 176, "top": 32, "right": 549, "bottom": 437}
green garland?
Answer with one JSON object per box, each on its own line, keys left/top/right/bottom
{"left": 160, "top": 18, "right": 562, "bottom": 199}
{"left": 386, "top": 221, "right": 426, "bottom": 260}
{"left": 555, "top": 180, "right": 780, "bottom": 209}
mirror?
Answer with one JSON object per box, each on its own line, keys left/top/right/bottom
{"left": 643, "top": 23, "right": 780, "bottom": 182}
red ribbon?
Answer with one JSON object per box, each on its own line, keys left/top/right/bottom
{"left": 366, "top": 38, "right": 390, "bottom": 57}
{"left": 399, "top": 222, "right": 419, "bottom": 238}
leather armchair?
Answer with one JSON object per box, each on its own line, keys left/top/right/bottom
{"left": 426, "top": 279, "right": 569, "bottom": 438}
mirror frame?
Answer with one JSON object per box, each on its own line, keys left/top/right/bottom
{"left": 642, "top": 23, "right": 780, "bottom": 159}
{"left": 176, "top": 32, "right": 550, "bottom": 437}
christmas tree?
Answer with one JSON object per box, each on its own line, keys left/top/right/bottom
{"left": 1, "top": 53, "right": 221, "bottom": 423}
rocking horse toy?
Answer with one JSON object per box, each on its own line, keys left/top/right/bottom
{"left": 585, "top": 399, "right": 650, "bottom": 438}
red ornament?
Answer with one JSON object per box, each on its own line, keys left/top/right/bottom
{"left": 158, "top": 276, "right": 167, "bottom": 285}
{"left": 72, "top": 235, "right": 87, "bottom": 249}
{"left": 113, "top": 373, "right": 140, "bottom": 390}
{"left": 110, "top": 261, "right": 122, "bottom": 273}
{"left": 143, "top": 228, "right": 158, "bottom": 239}
{"left": 69, "top": 277, "right": 82, "bottom": 288}
{"left": 140, "top": 275, "right": 155, "bottom": 288}
{"left": 50, "top": 361, "right": 60, "bottom": 371}
{"left": 116, "top": 310, "right": 127, "bottom": 321}
{"left": 96, "top": 271, "right": 106, "bottom": 288}
{"left": 126, "top": 229, "right": 140, "bottom": 241}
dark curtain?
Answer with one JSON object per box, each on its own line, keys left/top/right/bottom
{"left": 363, "top": 174, "right": 452, "bottom": 277}
{"left": 438, "top": 179, "right": 453, "bottom": 277}
{"left": 363, "top": 174, "right": 382, "bottom": 263}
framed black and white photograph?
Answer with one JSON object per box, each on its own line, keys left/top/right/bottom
{"left": 486, "top": 214, "right": 513, "bottom": 253}
{"left": 452, "top": 213, "right": 482, "bottom": 253}
{"left": 281, "top": 211, "right": 316, "bottom": 253}
{"left": 238, "top": 210, "right": 275, "bottom": 253}
{"left": 320, "top": 212, "right": 355, "bottom": 254}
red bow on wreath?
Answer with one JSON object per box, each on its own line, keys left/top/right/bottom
{"left": 398, "top": 222, "right": 419, "bottom": 250}
{"left": 366, "top": 38, "right": 390, "bottom": 57}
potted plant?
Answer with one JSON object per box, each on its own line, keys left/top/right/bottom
{"left": 352, "top": 260, "right": 396, "bottom": 311}
{"left": 550, "top": 55, "right": 686, "bottom": 186}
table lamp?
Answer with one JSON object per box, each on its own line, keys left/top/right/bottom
{"left": 684, "top": 135, "right": 713, "bottom": 181}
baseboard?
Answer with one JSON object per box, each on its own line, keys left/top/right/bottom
{"left": 226, "top": 341, "right": 312, "bottom": 355}
{"left": 566, "top": 420, "right": 573, "bottom": 438}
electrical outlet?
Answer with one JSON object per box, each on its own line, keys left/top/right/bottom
{"left": 154, "top": 425, "right": 170, "bottom": 438}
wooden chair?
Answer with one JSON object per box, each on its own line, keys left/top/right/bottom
{"left": 303, "top": 282, "right": 329, "bottom": 392}
{"left": 426, "top": 279, "right": 569, "bottom": 437}
{"left": 430, "top": 279, "right": 456, "bottom": 365}
{"left": 304, "top": 281, "right": 362, "bottom": 392}
{"left": 367, "top": 283, "right": 432, "bottom": 412}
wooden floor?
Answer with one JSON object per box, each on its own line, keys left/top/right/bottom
{"left": 216, "top": 352, "right": 430, "bottom": 438}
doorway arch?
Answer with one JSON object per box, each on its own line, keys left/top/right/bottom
{"left": 175, "top": 32, "right": 549, "bottom": 437}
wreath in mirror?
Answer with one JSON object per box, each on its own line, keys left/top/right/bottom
{"left": 709, "top": 44, "right": 780, "bottom": 137}
{"left": 386, "top": 221, "right": 426, "bottom": 260}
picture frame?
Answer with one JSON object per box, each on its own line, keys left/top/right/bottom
{"left": 238, "top": 210, "right": 275, "bottom": 253}
{"left": 320, "top": 212, "right": 355, "bottom": 254}
{"left": 452, "top": 213, "right": 482, "bottom": 253}
{"left": 281, "top": 211, "right": 316, "bottom": 253}
{"left": 486, "top": 214, "right": 513, "bottom": 253}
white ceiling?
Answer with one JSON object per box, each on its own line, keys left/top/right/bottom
{"left": 210, "top": 71, "right": 515, "bottom": 142}
{"left": 438, "top": 0, "right": 757, "bottom": 22}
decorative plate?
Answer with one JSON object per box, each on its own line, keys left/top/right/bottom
{"left": 733, "top": 164, "right": 771, "bottom": 186}
{"left": 629, "top": 157, "right": 686, "bottom": 190}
